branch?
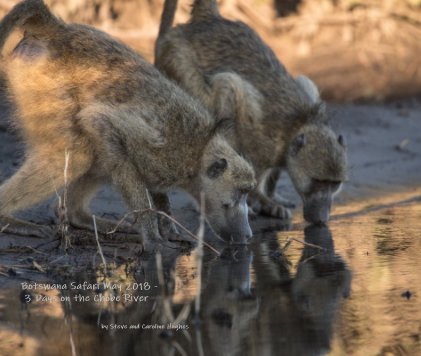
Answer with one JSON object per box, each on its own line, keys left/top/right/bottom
{"left": 108, "top": 208, "right": 221, "bottom": 256}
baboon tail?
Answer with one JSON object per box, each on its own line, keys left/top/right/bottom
{"left": 0, "top": 0, "right": 61, "bottom": 55}
{"left": 191, "top": 0, "right": 220, "bottom": 21}
{"left": 158, "top": 0, "right": 179, "bottom": 40}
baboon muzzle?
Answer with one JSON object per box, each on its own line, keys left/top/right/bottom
{"left": 303, "top": 196, "right": 332, "bottom": 224}
{"left": 217, "top": 204, "right": 253, "bottom": 244}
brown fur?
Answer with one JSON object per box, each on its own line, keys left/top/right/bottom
{"left": 155, "top": 0, "right": 348, "bottom": 223}
{"left": 0, "top": 0, "right": 255, "bottom": 245}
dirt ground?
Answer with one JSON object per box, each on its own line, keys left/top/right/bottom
{"left": 0, "top": 93, "right": 420, "bottom": 254}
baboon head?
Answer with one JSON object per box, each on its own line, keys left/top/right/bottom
{"left": 287, "top": 124, "right": 347, "bottom": 224}
{"left": 194, "top": 135, "right": 256, "bottom": 244}
{"left": 286, "top": 76, "right": 347, "bottom": 223}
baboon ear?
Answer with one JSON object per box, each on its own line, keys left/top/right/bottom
{"left": 296, "top": 75, "right": 320, "bottom": 104}
{"left": 290, "top": 134, "right": 306, "bottom": 156}
{"left": 207, "top": 158, "right": 228, "bottom": 179}
{"left": 338, "top": 134, "right": 346, "bottom": 147}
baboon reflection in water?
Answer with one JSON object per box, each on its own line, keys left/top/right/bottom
{"left": 35, "top": 225, "right": 350, "bottom": 356}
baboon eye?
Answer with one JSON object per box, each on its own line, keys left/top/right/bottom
{"left": 338, "top": 134, "right": 345, "bottom": 147}
{"left": 207, "top": 158, "right": 228, "bottom": 179}
{"left": 290, "top": 133, "right": 306, "bottom": 156}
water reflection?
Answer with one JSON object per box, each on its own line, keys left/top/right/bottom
{"left": 248, "top": 225, "right": 351, "bottom": 356}
{"left": 65, "top": 226, "right": 350, "bottom": 356}
{"left": 191, "top": 246, "right": 258, "bottom": 356}
{"left": 3, "top": 204, "right": 421, "bottom": 355}
{"left": 3, "top": 226, "right": 351, "bottom": 356}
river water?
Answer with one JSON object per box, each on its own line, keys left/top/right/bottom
{"left": 0, "top": 202, "right": 420, "bottom": 356}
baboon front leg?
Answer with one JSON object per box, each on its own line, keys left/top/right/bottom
{"left": 62, "top": 173, "right": 137, "bottom": 234}
{"left": 262, "top": 169, "right": 295, "bottom": 209}
{"left": 151, "top": 192, "right": 183, "bottom": 241}
{"left": 112, "top": 165, "right": 161, "bottom": 247}
{"left": 0, "top": 155, "right": 82, "bottom": 238}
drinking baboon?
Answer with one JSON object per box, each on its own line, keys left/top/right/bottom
{"left": 0, "top": 0, "right": 256, "bottom": 246}
{"left": 155, "top": 0, "right": 348, "bottom": 223}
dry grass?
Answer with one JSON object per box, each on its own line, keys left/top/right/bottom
{"left": 93, "top": 215, "right": 107, "bottom": 276}
{"left": 281, "top": 237, "right": 326, "bottom": 252}
{"left": 194, "top": 193, "right": 205, "bottom": 319}
{"left": 56, "top": 150, "right": 71, "bottom": 249}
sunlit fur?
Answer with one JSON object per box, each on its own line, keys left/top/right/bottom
{"left": 0, "top": 0, "right": 255, "bottom": 245}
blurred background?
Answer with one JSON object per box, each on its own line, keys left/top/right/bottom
{"left": 1, "top": 0, "right": 420, "bottom": 101}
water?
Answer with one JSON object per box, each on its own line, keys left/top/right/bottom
{"left": 0, "top": 202, "right": 420, "bottom": 356}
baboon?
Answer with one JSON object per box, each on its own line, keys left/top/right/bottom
{"left": 155, "top": 0, "right": 348, "bottom": 223}
{"left": 0, "top": 0, "right": 256, "bottom": 246}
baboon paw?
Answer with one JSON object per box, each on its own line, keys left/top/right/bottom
{"left": 261, "top": 202, "right": 291, "bottom": 220}
{"left": 157, "top": 217, "right": 193, "bottom": 246}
